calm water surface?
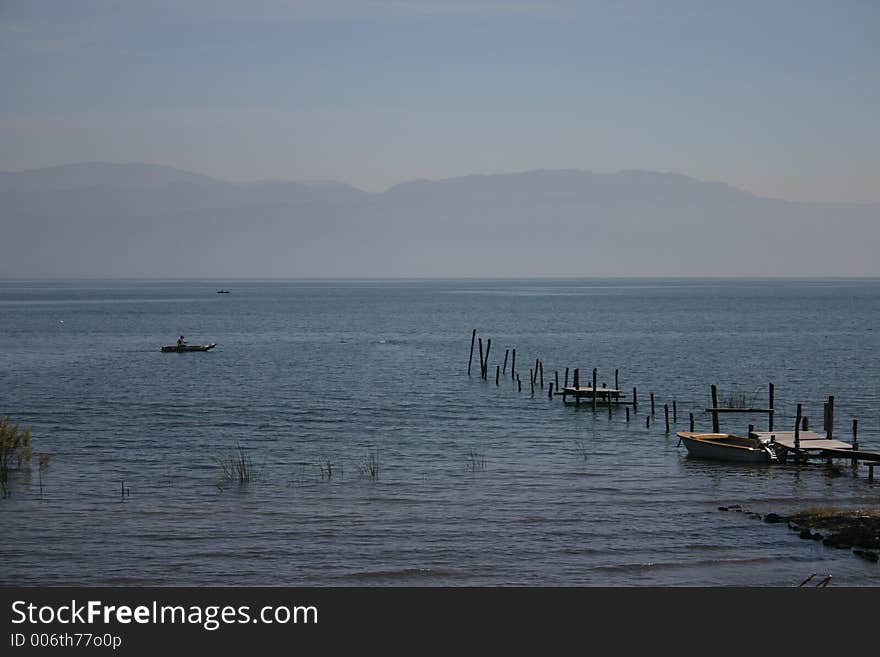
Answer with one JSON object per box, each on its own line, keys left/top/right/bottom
{"left": 1, "top": 278, "right": 879, "bottom": 586}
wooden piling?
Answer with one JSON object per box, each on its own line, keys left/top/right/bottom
{"left": 607, "top": 390, "right": 612, "bottom": 417}
{"left": 495, "top": 365, "right": 500, "bottom": 386}
{"left": 853, "top": 419, "right": 859, "bottom": 451}
{"left": 511, "top": 349, "right": 516, "bottom": 380}
{"left": 803, "top": 417, "right": 809, "bottom": 431}
{"left": 650, "top": 392, "right": 655, "bottom": 416}
{"left": 689, "top": 412, "right": 695, "bottom": 432}
{"left": 592, "top": 368, "right": 598, "bottom": 411}
{"left": 502, "top": 349, "right": 509, "bottom": 374}
{"left": 555, "top": 370, "right": 559, "bottom": 391}
{"left": 484, "top": 339, "right": 491, "bottom": 379}
{"left": 795, "top": 403, "right": 803, "bottom": 452}
{"left": 574, "top": 369, "right": 580, "bottom": 404}
{"left": 748, "top": 423, "right": 754, "bottom": 437}
{"left": 710, "top": 385, "right": 720, "bottom": 433}
{"left": 615, "top": 368, "right": 619, "bottom": 392}
{"left": 548, "top": 382, "right": 554, "bottom": 400}
{"left": 517, "top": 375, "right": 522, "bottom": 393}
{"left": 646, "top": 415, "right": 650, "bottom": 428}
{"left": 626, "top": 407, "right": 630, "bottom": 422}
{"left": 664, "top": 404, "right": 670, "bottom": 433}
{"left": 478, "top": 338, "right": 484, "bottom": 380}
{"left": 826, "top": 395, "right": 834, "bottom": 440}
{"left": 673, "top": 400, "right": 677, "bottom": 423}
{"left": 468, "top": 329, "right": 476, "bottom": 375}
{"left": 530, "top": 370, "right": 535, "bottom": 397}
{"left": 633, "top": 387, "right": 638, "bottom": 411}
{"left": 768, "top": 383, "right": 775, "bottom": 431}
{"left": 539, "top": 361, "right": 544, "bottom": 389}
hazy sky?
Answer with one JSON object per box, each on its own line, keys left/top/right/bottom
{"left": 1, "top": 0, "right": 878, "bottom": 201}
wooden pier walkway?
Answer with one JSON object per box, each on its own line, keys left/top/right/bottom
{"left": 752, "top": 431, "right": 853, "bottom": 451}
{"left": 560, "top": 386, "right": 624, "bottom": 402}
{"left": 751, "top": 431, "right": 880, "bottom": 464}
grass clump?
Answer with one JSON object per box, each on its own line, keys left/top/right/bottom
{"left": 217, "top": 445, "right": 256, "bottom": 485}
{"left": 319, "top": 457, "right": 340, "bottom": 480}
{"left": 358, "top": 449, "right": 380, "bottom": 480}
{"left": 466, "top": 449, "right": 486, "bottom": 472}
{"left": 1, "top": 417, "right": 51, "bottom": 498}
{"left": 722, "top": 391, "right": 750, "bottom": 409}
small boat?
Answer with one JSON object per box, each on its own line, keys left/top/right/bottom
{"left": 677, "top": 431, "right": 778, "bottom": 463}
{"left": 216, "top": 290, "right": 230, "bottom": 294}
{"left": 160, "top": 342, "right": 217, "bottom": 353}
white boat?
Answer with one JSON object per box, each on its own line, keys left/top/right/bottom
{"left": 677, "top": 432, "right": 778, "bottom": 463}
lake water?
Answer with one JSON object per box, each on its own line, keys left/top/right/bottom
{"left": 2, "top": 278, "right": 879, "bottom": 586}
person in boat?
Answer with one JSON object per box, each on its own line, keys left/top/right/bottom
{"left": 177, "top": 335, "right": 186, "bottom": 351}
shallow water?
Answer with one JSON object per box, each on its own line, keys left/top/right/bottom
{"left": 2, "top": 278, "right": 879, "bottom": 585}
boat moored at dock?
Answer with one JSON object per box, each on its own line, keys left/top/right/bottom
{"left": 677, "top": 432, "right": 779, "bottom": 463}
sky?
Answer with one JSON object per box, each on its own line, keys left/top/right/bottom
{"left": 1, "top": 0, "right": 878, "bottom": 202}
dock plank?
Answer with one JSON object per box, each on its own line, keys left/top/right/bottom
{"left": 753, "top": 431, "right": 853, "bottom": 450}
{"left": 562, "top": 387, "right": 621, "bottom": 395}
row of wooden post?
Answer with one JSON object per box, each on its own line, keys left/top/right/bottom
{"left": 469, "top": 330, "right": 538, "bottom": 399}
{"left": 470, "top": 332, "right": 860, "bottom": 447}
{"left": 470, "top": 331, "right": 669, "bottom": 425}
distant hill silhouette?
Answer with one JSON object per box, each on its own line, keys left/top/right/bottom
{"left": 1, "top": 163, "right": 877, "bottom": 277}
{"left": 0, "top": 162, "right": 219, "bottom": 193}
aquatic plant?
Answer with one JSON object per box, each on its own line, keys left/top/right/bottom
{"left": 722, "top": 391, "right": 749, "bottom": 408}
{"left": 720, "top": 386, "right": 762, "bottom": 409}
{"left": 217, "top": 445, "right": 255, "bottom": 485}
{"left": 358, "top": 449, "right": 380, "bottom": 480}
{"left": 37, "top": 453, "right": 52, "bottom": 498}
{"left": 0, "top": 417, "right": 33, "bottom": 498}
{"left": 319, "top": 457, "right": 340, "bottom": 480}
{"left": 466, "top": 449, "right": 486, "bottom": 472}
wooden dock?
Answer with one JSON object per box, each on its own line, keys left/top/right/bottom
{"left": 752, "top": 431, "right": 853, "bottom": 451}
{"left": 465, "top": 330, "right": 877, "bottom": 471}
{"left": 751, "top": 431, "right": 880, "bottom": 464}
{"left": 560, "top": 387, "right": 626, "bottom": 403}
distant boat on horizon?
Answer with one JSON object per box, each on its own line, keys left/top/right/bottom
{"left": 216, "top": 289, "right": 230, "bottom": 294}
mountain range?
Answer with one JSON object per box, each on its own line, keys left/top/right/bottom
{"left": 1, "top": 163, "right": 877, "bottom": 278}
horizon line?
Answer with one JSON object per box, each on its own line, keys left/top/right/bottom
{"left": 3, "top": 275, "right": 880, "bottom": 283}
